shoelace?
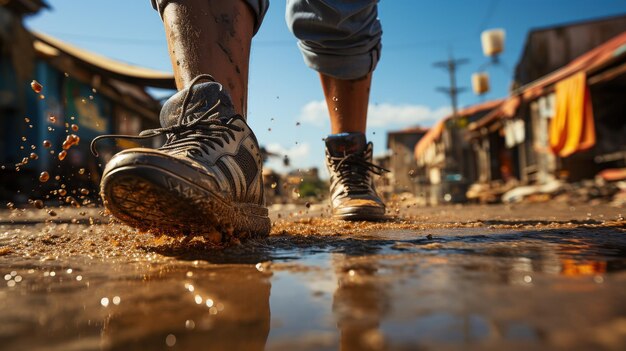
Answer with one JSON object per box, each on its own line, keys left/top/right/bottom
{"left": 328, "top": 149, "right": 388, "bottom": 194}
{"left": 90, "top": 74, "right": 242, "bottom": 157}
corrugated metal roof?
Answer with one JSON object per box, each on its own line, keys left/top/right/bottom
{"left": 33, "top": 31, "right": 175, "bottom": 89}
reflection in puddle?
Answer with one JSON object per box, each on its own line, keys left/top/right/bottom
{"left": 1, "top": 226, "right": 626, "bottom": 350}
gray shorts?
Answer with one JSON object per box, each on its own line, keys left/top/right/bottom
{"left": 151, "top": 0, "right": 381, "bottom": 80}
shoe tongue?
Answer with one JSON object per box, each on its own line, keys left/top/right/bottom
{"left": 160, "top": 81, "right": 237, "bottom": 128}
{"left": 325, "top": 132, "right": 367, "bottom": 157}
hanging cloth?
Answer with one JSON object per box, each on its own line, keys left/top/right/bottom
{"left": 549, "top": 72, "right": 596, "bottom": 157}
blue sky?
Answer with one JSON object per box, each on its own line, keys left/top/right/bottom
{"left": 25, "top": 1, "right": 626, "bottom": 174}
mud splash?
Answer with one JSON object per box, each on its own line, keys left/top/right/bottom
{"left": 1, "top": 204, "right": 625, "bottom": 350}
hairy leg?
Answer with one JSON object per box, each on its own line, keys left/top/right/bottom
{"left": 162, "top": 0, "right": 254, "bottom": 116}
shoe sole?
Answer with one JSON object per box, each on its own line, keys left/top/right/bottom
{"left": 101, "top": 163, "right": 270, "bottom": 240}
{"left": 333, "top": 206, "right": 387, "bottom": 221}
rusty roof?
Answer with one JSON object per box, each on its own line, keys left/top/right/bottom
{"left": 32, "top": 31, "right": 175, "bottom": 89}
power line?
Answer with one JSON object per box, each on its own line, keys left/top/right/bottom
{"left": 477, "top": 0, "right": 501, "bottom": 33}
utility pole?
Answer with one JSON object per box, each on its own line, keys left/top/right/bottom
{"left": 434, "top": 54, "right": 469, "bottom": 118}
{"left": 432, "top": 54, "right": 470, "bottom": 202}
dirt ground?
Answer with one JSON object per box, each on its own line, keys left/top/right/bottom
{"left": 0, "top": 201, "right": 625, "bottom": 350}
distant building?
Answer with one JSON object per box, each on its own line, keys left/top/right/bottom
{"left": 515, "top": 14, "right": 626, "bottom": 87}
{"left": 386, "top": 127, "right": 428, "bottom": 193}
{"left": 414, "top": 100, "right": 503, "bottom": 204}
{"left": 0, "top": 3, "right": 175, "bottom": 201}
{"left": 468, "top": 27, "right": 626, "bottom": 202}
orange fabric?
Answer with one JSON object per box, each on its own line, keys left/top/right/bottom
{"left": 549, "top": 72, "right": 596, "bottom": 157}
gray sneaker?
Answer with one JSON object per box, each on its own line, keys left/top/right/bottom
{"left": 92, "top": 75, "right": 270, "bottom": 240}
{"left": 325, "top": 132, "right": 387, "bottom": 221}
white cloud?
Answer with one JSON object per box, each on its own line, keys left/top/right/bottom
{"left": 367, "top": 103, "right": 451, "bottom": 127}
{"left": 297, "top": 100, "right": 451, "bottom": 128}
{"left": 264, "top": 142, "right": 313, "bottom": 173}
{"left": 298, "top": 100, "right": 328, "bottom": 127}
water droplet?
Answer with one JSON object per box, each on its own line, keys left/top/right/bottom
{"left": 76, "top": 275, "right": 83, "bottom": 281}
{"left": 205, "top": 299, "right": 214, "bottom": 307}
{"left": 194, "top": 295, "right": 202, "bottom": 304}
{"left": 7, "top": 280, "right": 15, "bottom": 287}
{"left": 39, "top": 94, "right": 45, "bottom": 100}
{"left": 100, "top": 297, "right": 109, "bottom": 307}
{"left": 48, "top": 116, "right": 56, "bottom": 123}
{"left": 58, "top": 150, "right": 67, "bottom": 161}
{"left": 165, "top": 334, "right": 176, "bottom": 347}
{"left": 47, "top": 209, "right": 57, "bottom": 217}
{"left": 78, "top": 168, "right": 85, "bottom": 175}
{"left": 24, "top": 117, "right": 30, "bottom": 123}
{"left": 523, "top": 275, "right": 532, "bottom": 283}
{"left": 333, "top": 107, "right": 338, "bottom": 111}
{"left": 30, "top": 153, "right": 38, "bottom": 160}
{"left": 332, "top": 96, "right": 338, "bottom": 102}
{"left": 80, "top": 188, "right": 89, "bottom": 195}
{"left": 42, "top": 140, "right": 51, "bottom": 148}
{"left": 270, "top": 182, "right": 277, "bottom": 189}
{"left": 185, "top": 319, "right": 195, "bottom": 330}
{"left": 14, "top": 276, "right": 22, "bottom": 283}
{"left": 39, "top": 172, "right": 50, "bottom": 182}
{"left": 33, "top": 200, "right": 44, "bottom": 209}
{"left": 71, "top": 124, "right": 79, "bottom": 132}
{"left": 112, "top": 296, "right": 121, "bottom": 305}
{"left": 30, "top": 80, "right": 43, "bottom": 93}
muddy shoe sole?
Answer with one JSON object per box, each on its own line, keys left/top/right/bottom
{"left": 100, "top": 150, "right": 270, "bottom": 239}
{"left": 332, "top": 206, "right": 387, "bottom": 221}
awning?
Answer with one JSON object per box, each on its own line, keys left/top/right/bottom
{"left": 521, "top": 31, "right": 626, "bottom": 100}
{"left": 414, "top": 99, "right": 504, "bottom": 160}
{"left": 32, "top": 31, "right": 176, "bottom": 89}
{"left": 467, "top": 96, "right": 520, "bottom": 132}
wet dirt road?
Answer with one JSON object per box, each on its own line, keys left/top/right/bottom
{"left": 0, "top": 203, "right": 625, "bottom": 350}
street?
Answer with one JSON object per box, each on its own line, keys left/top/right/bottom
{"left": 1, "top": 202, "right": 625, "bottom": 350}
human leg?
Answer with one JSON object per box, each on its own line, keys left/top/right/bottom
{"left": 286, "top": 0, "right": 386, "bottom": 220}
{"left": 320, "top": 72, "right": 372, "bottom": 134}
{"left": 94, "top": 0, "right": 271, "bottom": 238}
{"left": 159, "top": 0, "right": 254, "bottom": 116}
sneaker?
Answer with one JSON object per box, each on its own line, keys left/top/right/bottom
{"left": 325, "top": 132, "right": 387, "bottom": 220}
{"left": 92, "top": 75, "right": 270, "bottom": 240}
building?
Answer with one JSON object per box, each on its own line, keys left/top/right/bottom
{"left": 514, "top": 14, "right": 626, "bottom": 87}
{"left": 385, "top": 127, "right": 429, "bottom": 194}
{"left": 0, "top": 2, "right": 175, "bottom": 202}
{"left": 413, "top": 100, "right": 504, "bottom": 204}
{"left": 467, "top": 30, "right": 626, "bottom": 202}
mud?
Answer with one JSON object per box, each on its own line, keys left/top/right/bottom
{"left": 0, "top": 202, "right": 625, "bottom": 350}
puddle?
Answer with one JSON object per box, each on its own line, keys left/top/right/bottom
{"left": 1, "top": 221, "right": 626, "bottom": 350}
